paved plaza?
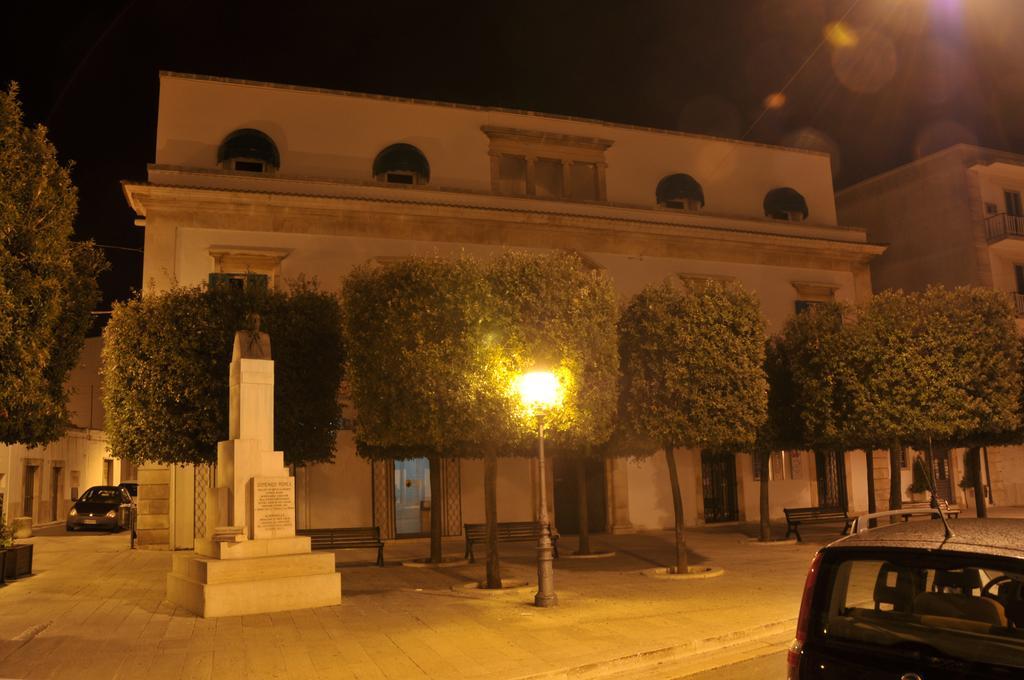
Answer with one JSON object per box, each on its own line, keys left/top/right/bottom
{"left": 2, "top": 508, "right": 1018, "bottom": 680}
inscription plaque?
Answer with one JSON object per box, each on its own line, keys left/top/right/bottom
{"left": 252, "top": 476, "right": 295, "bottom": 539}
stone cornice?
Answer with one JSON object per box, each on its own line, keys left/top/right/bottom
{"left": 481, "top": 125, "right": 615, "bottom": 152}
{"left": 123, "top": 182, "right": 885, "bottom": 271}
{"left": 137, "top": 165, "right": 866, "bottom": 240}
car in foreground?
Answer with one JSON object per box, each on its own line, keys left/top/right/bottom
{"left": 788, "top": 511, "right": 1024, "bottom": 679}
{"left": 66, "top": 485, "right": 134, "bottom": 532}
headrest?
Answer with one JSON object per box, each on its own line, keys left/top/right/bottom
{"left": 934, "top": 569, "right": 983, "bottom": 592}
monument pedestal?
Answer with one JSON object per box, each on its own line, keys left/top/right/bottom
{"left": 165, "top": 328, "right": 341, "bottom": 618}
{"left": 167, "top": 543, "right": 340, "bottom": 618}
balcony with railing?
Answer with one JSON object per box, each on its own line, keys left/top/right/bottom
{"left": 986, "top": 213, "right": 1024, "bottom": 242}
{"left": 1008, "top": 292, "right": 1024, "bottom": 318}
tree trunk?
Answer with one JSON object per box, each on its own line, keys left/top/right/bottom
{"left": 664, "top": 444, "right": 688, "bottom": 573}
{"left": 889, "top": 443, "right": 903, "bottom": 516}
{"left": 968, "top": 446, "right": 987, "bottom": 518}
{"left": 759, "top": 452, "right": 771, "bottom": 542}
{"left": 483, "top": 451, "right": 501, "bottom": 588}
{"left": 865, "top": 450, "right": 877, "bottom": 528}
{"left": 429, "top": 454, "right": 443, "bottom": 563}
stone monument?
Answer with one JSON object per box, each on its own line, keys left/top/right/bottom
{"left": 166, "top": 327, "right": 341, "bottom": 617}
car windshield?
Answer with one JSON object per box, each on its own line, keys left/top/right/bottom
{"left": 79, "top": 488, "right": 120, "bottom": 502}
{"left": 824, "top": 556, "right": 1024, "bottom": 670}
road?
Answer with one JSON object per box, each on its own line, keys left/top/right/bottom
{"left": 683, "top": 650, "right": 786, "bottom": 679}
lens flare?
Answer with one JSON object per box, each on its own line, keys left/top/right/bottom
{"left": 824, "top": 21, "right": 859, "bottom": 48}
{"left": 763, "top": 92, "right": 787, "bottom": 110}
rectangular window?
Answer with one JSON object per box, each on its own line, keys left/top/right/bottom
{"left": 1005, "top": 190, "right": 1023, "bottom": 217}
{"left": 534, "top": 158, "right": 563, "bottom": 198}
{"left": 570, "top": 162, "right": 598, "bottom": 201}
{"left": 497, "top": 155, "right": 527, "bottom": 195}
{"left": 233, "top": 160, "right": 265, "bottom": 173}
{"left": 1015, "top": 264, "right": 1024, "bottom": 295}
{"left": 208, "top": 272, "right": 270, "bottom": 291}
{"left": 385, "top": 172, "right": 414, "bottom": 185}
{"left": 795, "top": 300, "right": 823, "bottom": 314}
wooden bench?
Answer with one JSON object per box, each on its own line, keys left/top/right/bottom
{"left": 297, "top": 527, "right": 384, "bottom": 566}
{"left": 784, "top": 507, "right": 853, "bottom": 542}
{"left": 463, "top": 522, "right": 559, "bottom": 562}
{"left": 900, "top": 499, "right": 961, "bottom": 522}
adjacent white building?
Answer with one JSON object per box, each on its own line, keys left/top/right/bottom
{"left": 0, "top": 337, "right": 125, "bottom": 528}
{"left": 122, "top": 72, "right": 886, "bottom": 549}
{"left": 839, "top": 144, "right": 1024, "bottom": 509}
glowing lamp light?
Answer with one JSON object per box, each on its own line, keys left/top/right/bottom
{"left": 517, "top": 371, "right": 562, "bottom": 414}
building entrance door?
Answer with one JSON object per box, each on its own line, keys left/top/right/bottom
{"left": 553, "top": 456, "right": 607, "bottom": 534}
{"left": 815, "top": 451, "right": 848, "bottom": 510}
{"left": 102, "top": 459, "right": 114, "bottom": 486}
{"left": 23, "top": 465, "right": 37, "bottom": 519}
{"left": 394, "top": 458, "right": 430, "bottom": 537}
{"left": 51, "top": 467, "right": 63, "bottom": 521}
{"left": 701, "top": 452, "right": 738, "bottom": 523}
{"left": 930, "top": 448, "right": 953, "bottom": 501}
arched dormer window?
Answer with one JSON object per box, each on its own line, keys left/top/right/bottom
{"left": 656, "top": 173, "right": 705, "bottom": 211}
{"left": 218, "top": 129, "right": 280, "bottom": 173}
{"left": 763, "top": 187, "right": 808, "bottom": 221}
{"left": 373, "top": 143, "right": 430, "bottom": 185}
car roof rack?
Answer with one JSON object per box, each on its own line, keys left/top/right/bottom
{"left": 850, "top": 508, "right": 951, "bottom": 534}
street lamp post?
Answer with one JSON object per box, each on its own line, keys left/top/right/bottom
{"left": 517, "top": 371, "right": 561, "bottom": 608}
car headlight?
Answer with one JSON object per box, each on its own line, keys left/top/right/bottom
{"left": 68, "top": 508, "right": 77, "bottom": 517}
{"left": 105, "top": 510, "right": 117, "bottom": 518}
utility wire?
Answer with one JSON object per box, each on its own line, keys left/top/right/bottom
{"left": 94, "top": 243, "right": 143, "bottom": 253}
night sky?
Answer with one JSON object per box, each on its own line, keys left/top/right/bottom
{"left": 5, "top": 0, "right": 1024, "bottom": 318}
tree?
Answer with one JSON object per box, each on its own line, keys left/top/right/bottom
{"left": 0, "top": 83, "right": 105, "bottom": 446}
{"left": 923, "top": 287, "right": 1021, "bottom": 517}
{"left": 102, "top": 279, "right": 344, "bottom": 466}
{"left": 619, "top": 280, "right": 767, "bottom": 573}
{"left": 342, "top": 257, "right": 504, "bottom": 565}
{"left": 750, "top": 336, "right": 803, "bottom": 541}
{"left": 774, "top": 303, "right": 862, "bottom": 515}
{"left": 343, "top": 252, "right": 618, "bottom": 582}
{"left": 487, "top": 252, "right": 619, "bottom": 559}
{"left": 845, "top": 291, "right": 944, "bottom": 513}
{"left": 845, "top": 287, "right": 1021, "bottom": 515}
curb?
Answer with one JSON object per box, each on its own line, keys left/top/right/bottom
{"left": 512, "top": 618, "right": 796, "bottom": 680}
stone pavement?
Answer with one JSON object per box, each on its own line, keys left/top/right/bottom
{"left": 1, "top": 508, "right": 1018, "bottom": 680}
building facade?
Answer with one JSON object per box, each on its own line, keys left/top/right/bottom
{"left": 838, "top": 143, "right": 1024, "bottom": 509}
{"left": 0, "top": 338, "right": 125, "bottom": 528}
{"left": 123, "top": 72, "right": 886, "bottom": 549}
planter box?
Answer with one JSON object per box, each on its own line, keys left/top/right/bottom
{"left": 2, "top": 543, "right": 32, "bottom": 580}
{"left": 0, "top": 549, "right": 6, "bottom": 585}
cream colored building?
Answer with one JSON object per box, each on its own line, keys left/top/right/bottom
{"left": 122, "top": 72, "right": 886, "bottom": 549}
{"left": 838, "top": 144, "right": 1024, "bottom": 509}
{"left": 0, "top": 338, "right": 124, "bottom": 528}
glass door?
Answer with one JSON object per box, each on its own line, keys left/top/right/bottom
{"left": 394, "top": 458, "right": 430, "bottom": 536}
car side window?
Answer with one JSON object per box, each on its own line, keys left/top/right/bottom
{"left": 122, "top": 489, "right": 132, "bottom": 503}
{"left": 825, "top": 558, "right": 1024, "bottom": 670}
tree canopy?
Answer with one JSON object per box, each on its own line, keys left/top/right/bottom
{"left": 775, "top": 302, "right": 852, "bottom": 452}
{"left": 102, "top": 279, "right": 344, "bottom": 466}
{"left": 844, "top": 287, "right": 1020, "bottom": 450}
{"left": 0, "top": 83, "right": 105, "bottom": 446}
{"left": 619, "top": 279, "right": 767, "bottom": 452}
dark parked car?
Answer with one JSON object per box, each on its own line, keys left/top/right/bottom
{"left": 788, "top": 512, "right": 1024, "bottom": 679}
{"left": 118, "top": 481, "right": 138, "bottom": 499}
{"left": 66, "top": 486, "right": 133, "bottom": 532}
